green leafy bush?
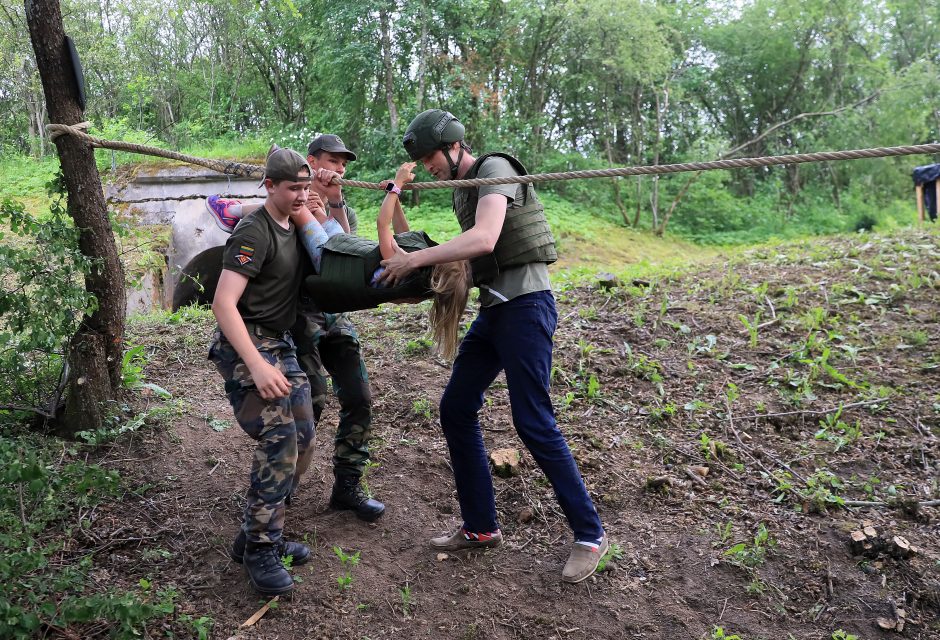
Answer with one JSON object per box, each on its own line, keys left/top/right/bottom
{"left": 0, "top": 190, "right": 93, "bottom": 423}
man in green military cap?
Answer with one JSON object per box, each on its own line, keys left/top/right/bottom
{"left": 294, "top": 133, "right": 386, "bottom": 522}
{"left": 379, "top": 110, "right": 609, "bottom": 583}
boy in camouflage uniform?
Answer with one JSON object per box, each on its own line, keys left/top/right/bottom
{"left": 209, "top": 146, "right": 317, "bottom": 595}
{"left": 205, "top": 135, "right": 384, "bottom": 522}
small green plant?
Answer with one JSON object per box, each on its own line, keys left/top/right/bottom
{"left": 831, "top": 631, "right": 859, "bottom": 640}
{"left": 699, "top": 432, "right": 729, "bottom": 460}
{"left": 121, "top": 344, "right": 148, "bottom": 388}
{"left": 561, "top": 391, "right": 576, "bottom": 409}
{"left": 622, "top": 343, "right": 663, "bottom": 380}
{"left": 411, "top": 397, "right": 433, "bottom": 419}
{"left": 737, "top": 312, "right": 761, "bottom": 348}
{"left": 361, "top": 460, "right": 380, "bottom": 497}
{"left": 578, "top": 306, "right": 597, "bottom": 320}
{"left": 586, "top": 374, "right": 601, "bottom": 399}
{"left": 649, "top": 402, "right": 677, "bottom": 426}
{"left": 745, "top": 578, "right": 766, "bottom": 595}
{"left": 333, "top": 546, "right": 361, "bottom": 591}
{"left": 404, "top": 337, "right": 432, "bottom": 356}
{"left": 207, "top": 417, "right": 229, "bottom": 432}
{"left": 179, "top": 614, "right": 214, "bottom": 640}
{"left": 767, "top": 470, "right": 794, "bottom": 502}
{"left": 797, "top": 470, "right": 845, "bottom": 512}
{"left": 814, "top": 407, "right": 862, "bottom": 452}
{"left": 723, "top": 523, "right": 775, "bottom": 568}
{"left": 800, "top": 306, "right": 828, "bottom": 334}
{"left": 714, "top": 521, "right": 734, "bottom": 546}
{"left": 860, "top": 474, "right": 881, "bottom": 498}
{"left": 596, "top": 542, "right": 624, "bottom": 572}
{"left": 724, "top": 382, "right": 740, "bottom": 406}
{"left": 710, "top": 625, "right": 743, "bottom": 640}
{"left": 899, "top": 329, "right": 928, "bottom": 348}
{"left": 400, "top": 583, "right": 413, "bottom": 617}
{"left": 577, "top": 337, "right": 596, "bottom": 360}
{"left": 689, "top": 334, "right": 718, "bottom": 355}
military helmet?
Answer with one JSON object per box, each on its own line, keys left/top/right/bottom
{"left": 402, "top": 109, "right": 465, "bottom": 161}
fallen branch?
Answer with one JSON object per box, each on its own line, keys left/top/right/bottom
{"left": 844, "top": 499, "right": 940, "bottom": 509}
{"left": 736, "top": 398, "right": 885, "bottom": 421}
{"left": 725, "top": 400, "right": 806, "bottom": 483}
{"left": 241, "top": 596, "right": 279, "bottom": 627}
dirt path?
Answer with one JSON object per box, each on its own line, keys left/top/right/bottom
{"left": 97, "top": 229, "right": 939, "bottom": 639}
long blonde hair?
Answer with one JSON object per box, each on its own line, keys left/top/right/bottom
{"left": 428, "top": 260, "right": 471, "bottom": 359}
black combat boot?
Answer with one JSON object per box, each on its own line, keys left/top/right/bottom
{"left": 231, "top": 529, "right": 310, "bottom": 566}
{"left": 243, "top": 541, "right": 295, "bottom": 595}
{"left": 329, "top": 475, "right": 385, "bottom": 522}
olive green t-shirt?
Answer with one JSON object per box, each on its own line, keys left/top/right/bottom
{"left": 474, "top": 156, "right": 551, "bottom": 307}
{"left": 222, "top": 206, "right": 303, "bottom": 331}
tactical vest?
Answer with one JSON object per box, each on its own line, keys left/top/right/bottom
{"left": 453, "top": 152, "right": 557, "bottom": 286}
{"left": 303, "top": 231, "right": 437, "bottom": 313}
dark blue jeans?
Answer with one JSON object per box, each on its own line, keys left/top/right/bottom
{"left": 439, "top": 290, "right": 604, "bottom": 542}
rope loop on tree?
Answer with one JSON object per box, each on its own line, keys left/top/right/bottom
{"left": 44, "top": 123, "right": 940, "bottom": 191}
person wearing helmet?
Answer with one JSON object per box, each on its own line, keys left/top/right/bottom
{"left": 380, "top": 110, "right": 608, "bottom": 584}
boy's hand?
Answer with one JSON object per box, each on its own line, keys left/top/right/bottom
{"left": 316, "top": 168, "right": 343, "bottom": 202}
{"left": 306, "top": 191, "right": 327, "bottom": 223}
{"left": 248, "top": 360, "right": 291, "bottom": 400}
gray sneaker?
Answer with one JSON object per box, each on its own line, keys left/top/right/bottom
{"left": 430, "top": 528, "right": 503, "bottom": 551}
{"left": 561, "top": 535, "right": 609, "bottom": 583}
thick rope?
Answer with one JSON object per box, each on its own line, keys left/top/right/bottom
{"left": 47, "top": 122, "right": 263, "bottom": 179}
{"left": 47, "top": 122, "right": 940, "bottom": 191}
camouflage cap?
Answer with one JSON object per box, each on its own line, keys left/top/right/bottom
{"left": 260, "top": 144, "right": 311, "bottom": 186}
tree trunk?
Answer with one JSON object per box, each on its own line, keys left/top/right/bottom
{"left": 25, "top": 0, "right": 126, "bottom": 435}
{"left": 603, "top": 108, "right": 629, "bottom": 226}
{"left": 379, "top": 5, "right": 399, "bottom": 133}
{"left": 415, "top": 1, "right": 428, "bottom": 114}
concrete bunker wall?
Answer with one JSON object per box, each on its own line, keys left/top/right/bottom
{"left": 107, "top": 166, "right": 263, "bottom": 314}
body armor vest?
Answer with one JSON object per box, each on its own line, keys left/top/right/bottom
{"left": 454, "top": 153, "right": 557, "bottom": 286}
{"left": 303, "top": 231, "right": 436, "bottom": 312}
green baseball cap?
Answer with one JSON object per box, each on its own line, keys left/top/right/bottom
{"left": 260, "top": 144, "right": 312, "bottom": 185}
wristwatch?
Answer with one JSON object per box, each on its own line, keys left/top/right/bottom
{"left": 385, "top": 183, "right": 402, "bottom": 196}
{"left": 328, "top": 198, "right": 346, "bottom": 208}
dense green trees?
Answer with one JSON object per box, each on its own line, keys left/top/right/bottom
{"left": 2, "top": 0, "right": 938, "bottom": 233}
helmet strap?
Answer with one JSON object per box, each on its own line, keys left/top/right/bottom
{"left": 443, "top": 144, "right": 464, "bottom": 180}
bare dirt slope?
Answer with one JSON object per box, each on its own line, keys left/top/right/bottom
{"left": 92, "top": 229, "right": 939, "bottom": 640}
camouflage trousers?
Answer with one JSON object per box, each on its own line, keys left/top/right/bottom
{"left": 209, "top": 330, "right": 314, "bottom": 544}
{"left": 292, "top": 305, "right": 372, "bottom": 479}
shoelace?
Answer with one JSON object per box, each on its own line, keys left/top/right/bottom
{"left": 337, "top": 479, "right": 370, "bottom": 502}
{"left": 252, "top": 546, "right": 284, "bottom": 571}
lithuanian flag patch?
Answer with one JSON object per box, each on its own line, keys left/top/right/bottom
{"left": 235, "top": 245, "right": 254, "bottom": 265}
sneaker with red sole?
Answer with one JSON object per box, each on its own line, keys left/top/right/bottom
{"left": 206, "top": 195, "right": 242, "bottom": 232}
{"left": 561, "top": 535, "right": 609, "bottom": 583}
{"left": 429, "top": 527, "right": 503, "bottom": 551}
